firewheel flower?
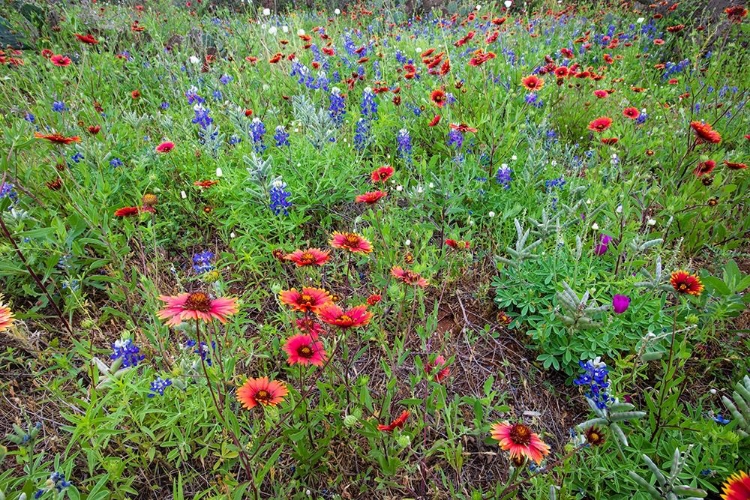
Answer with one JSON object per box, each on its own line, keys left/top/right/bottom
{"left": 588, "top": 117, "right": 613, "bottom": 133}
{"left": 283, "top": 334, "right": 327, "bottom": 366}
{"left": 157, "top": 292, "right": 239, "bottom": 325}
{"left": 355, "top": 191, "right": 387, "bottom": 204}
{"left": 284, "top": 248, "right": 330, "bottom": 266}
{"left": 371, "top": 165, "right": 394, "bottom": 183}
{"left": 490, "top": 422, "right": 550, "bottom": 465}
{"left": 721, "top": 471, "right": 750, "bottom": 500}
{"left": 74, "top": 33, "right": 99, "bottom": 45}
{"left": 425, "top": 355, "right": 450, "bottom": 382}
{"left": 236, "top": 377, "right": 288, "bottom": 409}
{"left": 622, "top": 107, "right": 640, "bottom": 119}
{"left": 670, "top": 270, "right": 704, "bottom": 296}
{"left": 155, "top": 141, "right": 175, "bottom": 153}
{"left": 114, "top": 206, "right": 140, "bottom": 217}
{"left": 690, "top": 121, "right": 721, "bottom": 144}
{"left": 378, "top": 410, "right": 410, "bottom": 432}
{"left": 50, "top": 54, "right": 72, "bottom": 67}
{"left": 391, "top": 266, "right": 429, "bottom": 287}
{"left": 521, "top": 75, "right": 544, "bottom": 91}
{"left": 279, "top": 287, "right": 332, "bottom": 313}
{"left": 0, "top": 295, "right": 15, "bottom": 333}
{"left": 330, "top": 232, "right": 373, "bottom": 254}
{"left": 34, "top": 132, "right": 81, "bottom": 145}
{"left": 317, "top": 303, "right": 372, "bottom": 329}
{"left": 430, "top": 89, "right": 448, "bottom": 107}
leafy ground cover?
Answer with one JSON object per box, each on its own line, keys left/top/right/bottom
{"left": 0, "top": 0, "right": 749, "bottom": 498}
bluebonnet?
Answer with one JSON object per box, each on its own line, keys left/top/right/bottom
{"left": 713, "top": 414, "right": 730, "bottom": 425}
{"left": 373, "top": 60, "right": 382, "bottom": 80}
{"left": 24, "top": 112, "right": 35, "bottom": 123}
{"left": 192, "top": 250, "right": 214, "bottom": 273}
{"left": 574, "top": 359, "right": 613, "bottom": 409}
{"left": 545, "top": 177, "right": 565, "bottom": 191}
{"left": 395, "top": 50, "right": 407, "bottom": 64}
{"left": 329, "top": 88, "right": 346, "bottom": 125}
{"left": 192, "top": 105, "right": 213, "bottom": 129}
{"left": 71, "top": 152, "right": 84, "bottom": 163}
{"left": 161, "top": 101, "right": 170, "bottom": 110}
{"left": 396, "top": 128, "right": 412, "bottom": 163}
{"left": 62, "top": 279, "right": 80, "bottom": 291}
{"left": 187, "top": 339, "right": 215, "bottom": 366}
{"left": 250, "top": 118, "right": 266, "bottom": 153}
{"left": 212, "top": 90, "right": 222, "bottom": 100}
{"left": 354, "top": 118, "right": 371, "bottom": 151}
{"left": 343, "top": 33, "right": 358, "bottom": 56}
{"left": 269, "top": 179, "right": 292, "bottom": 215}
{"left": 525, "top": 93, "right": 544, "bottom": 107}
{"left": 52, "top": 101, "right": 67, "bottom": 112}
{"left": 111, "top": 339, "right": 145, "bottom": 368}
{"left": 635, "top": 112, "right": 648, "bottom": 125}
{"left": 148, "top": 377, "right": 172, "bottom": 397}
{"left": 360, "top": 87, "right": 378, "bottom": 120}
{"left": 35, "top": 471, "right": 71, "bottom": 498}
{"left": 185, "top": 86, "right": 205, "bottom": 105}
{"left": 110, "top": 158, "right": 123, "bottom": 168}
{"left": 447, "top": 129, "right": 464, "bottom": 149}
{"left": 495, "top": 165, "right": 512, "bottom": 189}
{"left": 219, "top": 74, "right": 232, "bottom": 85}
{"left": 0, "top": 182, "right": 18, "bottom": 205}
{"left": 274, "top": 126, "right": 290, "bottom": 147}
{"left": 229, "top": 134, "right": 242, "bottom": 145}
{"left": 57, "top": 254, "right": 71, "bottom": 271}
{"left": 119, "top": 50, "right": 133, "bottom": 61}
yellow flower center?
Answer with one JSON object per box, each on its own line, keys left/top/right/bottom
{"left": 339, "top": 315, "right": 353, "bottom": 324}
{"left": 255, "top": 389, "right": 271, "bottom": 404}
{"left": 299, "top": 345, "right": 313, "bottom": 358}
{"left": 300, "top": 252, "right": 315, "bottom": 264}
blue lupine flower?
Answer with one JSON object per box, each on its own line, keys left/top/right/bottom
{"left": 713, "top": 414, "right": 730, "bottom": 425}
{"left": 329, "top": 88, "right": 346, "bottom": 125}
{"left": 212, "top": 90, "right": 222, "bottom": 100}
{"left": 71, "top": 152, "right": 84, "bottom": 163}
{"left": 250, "top": 118, "right": 266, "bottom": 153}
{"left": 0, "top": 182, "right": 18, "bottom": 205}
{"left": 495, "top": 165, "right": 512, "bottom": 189}
{"left": 148, "top": 377, "right": 172, "bottom": 397}
{"left": 192, "top": 250, "right": 214, "bottom": 273}
{"left": 361, "top": 87, "right": 378, "bottom": 120}
{"left": 161, "top": 101, "right": 170, "bottom": 110}
{"left": 111, "top": 339, "right": 145, "bottom": 368}
{"left": 185, "top": 86, "right": 205, "bottom": 105}
{"left": 269, "top": 179, "right": 292, "bottom": 215}
{"left": 447, "top": 129, "right": 464, "bottom": 149}
{"left": 192, "top": 105, "right": 213, "bottom": 129}
{"left": 24, "top": 112, "right": 35, "bottom": 123}
{"left": 229, "top": 135, "right": 242, "bottom": 145}
{"left": 274, "top": 126, "right": 290, "bottom": 147}
{"left": 545, "top": 177, "right": 565, "bottom": 191}
{"left": 186, "top": 339, "right": 216, "bottom": 366}
{"left": 525, "top": 93, "right": 544, "bottom": 107}
{"left": 110, "top": 158, "right": 123, "bottom": 168}
{"left": 219, "top": 74, "right": 232, "bottom": 85}
{"left": 574, "top": 359, "right": 613, "bottom": 409}
{"left": 635, "top": 112, "right": 648, "bottom": 125}
{"left": 396, "top": 128, "right": 412, "bottom": 162}
{"left": 354, "top": 118, "right": 371, "bottom": 151}
{"left": 52, "top": 101, "right": 67, "bottom": 112}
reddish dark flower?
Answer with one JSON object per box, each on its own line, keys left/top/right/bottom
{"left": 521, "top": 75, "right": 544, "bottom": 91}
{"left": 367, "top": 294, "right": 382, "bottom": 306}
{"left": 623, "top": 107, "right": 640, "bottom": 119}
{"left": 430, "top": 89, "right": 448, "bottom": 108}
{"left": 601, "top": 137, "right": 619, "bottom": 145}
{"left": 114, "top": 206, "right": 140, "bottom": 217}
{"left": 694, "top": 160, "right": 716, "bottom": 176}
{"left": 50, "top": 54, "right": 72, "bottom": 67}
{"left": 34, "top": 132, "right": 81, "bottom": 145}
{"left": 450, "top": 123, "right": 477, "bottom": 133}
{"left": 725, "top": 6, "right": 748, "bottom": 22}
{"left": 670, "top": 270, "right": 703, "bottom": 296}
{"left": 87, "top": 125, "right": 101, "bottom": 135}
{"left": 588, "top": 117, "right": 613, "bottom": 133}
{"left": 429, "top": 115, "right": 441, "bottom": 127}
{"left": 690, "top": 121, "right": 721, "bottom": 144}
{"left": 378, "top": 410, "right": 410, "bottom": 432}
{"left": 355, "top": 191, "right": 387, "bottom": 204}
{"left": 75, "top": 33, "right": 99, "bottom": 45}
{"left": 724, "top": 160, "right": 747, "bottom": 170}
{"left": 371, "top": 166, "right": 394, "bottom": 183}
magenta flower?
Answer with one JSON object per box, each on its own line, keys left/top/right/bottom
{"left": 612, "top": 294, "right": 630, "bottom": 314}
{"left": 594, "top": 234, "right": 613, "bottom": 256}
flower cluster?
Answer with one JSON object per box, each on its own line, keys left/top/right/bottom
{"left": 111, "top": 339, "right": 145, "bottom": 368}
{"left": 573, "top": 359, "right": 613, "bottom": 409}
{"left": 192, "top": 250, "right": 215, "bottom": 274}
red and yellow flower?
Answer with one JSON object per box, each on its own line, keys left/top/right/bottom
{"left": 157, "top": 292, "right": 239, "bottom": 325}
{"left": 670, "top": 270, "right": 704, "bottom": 296}
{"left": 284, "top": 248, "right": 331, "bottom": 266}
{"left": 690, "top": 121, "right": 721, "bottom": 144}
{"left": 34, "top": 132, "right": 81, "bottom": 145}
{"left": 371, "top": 165, "right": 395, "bottom": 183}
{"left": 236, "top": 377, "right": 288, "bottom": 409}
{"left": 588, "top": 117, "right": 613, "bottom": 133}
{"left": 355, "top": 191, "right": 387, "bottom": 204}
{"left": 721, "top": 471, "right": 750, "bottom": 500}
{"left": 330, "top": 232, "right": 373, "bottom": 254}
{"left": 521, "top": 75, "right": 544, "bottom": 91}
{"left": 283, "top": 334, "right": 327, "bottom": 366}
{"left": 317, "top": 303, "right": 372, "bottom": 329}
{"left": 0, "top": 295, "right": 15, "bottom": 333}
{"left": 490, "top": 422, "right": 550, "bottom": 465}
{"left": 279, "top": 287, "right": 332, "bottom": 313}
{"left": 391, "top": 266, "right": 429, "bottom": 287}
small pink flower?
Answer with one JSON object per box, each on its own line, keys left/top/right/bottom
{"left": 156, "top": 141, "right": 175, "bottom": 153}
{"left": 612, "top": 294, "right": 630, "bottom": 314}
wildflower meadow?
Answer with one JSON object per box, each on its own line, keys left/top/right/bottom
{"left": 1, "top": 0, "right": 749, "bottom": 498}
